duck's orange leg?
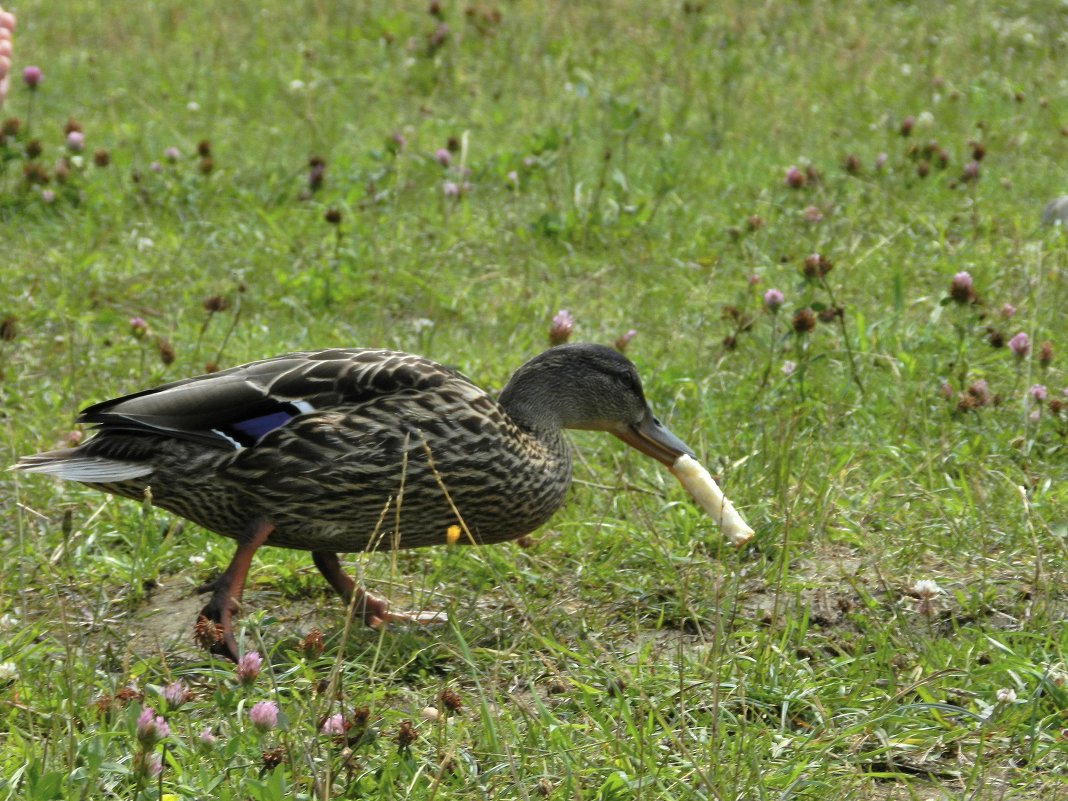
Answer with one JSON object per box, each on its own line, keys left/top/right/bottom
{"left": 195, "top": 519, "right": 274, "bottom": 661}
{"left": 311, "top": 550, "right": 445, "bottom": 628}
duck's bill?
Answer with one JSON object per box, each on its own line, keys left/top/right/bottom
{"left": 614, "top": 412, "right": 695, "bottom": 467}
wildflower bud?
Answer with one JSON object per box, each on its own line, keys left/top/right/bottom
{"left": 1008, "top": 332, "right": 1030, "bottom": 359}
{"left": 435, "top": 148, "right": 451, "bottom": 167}
{"left": 763, "top": 288, "right": 784, "bottom": 313}
{"left": 235, "top": 650, "right": 263, "bottom": 686}
{"left": 614, "top": 328, "right": 637, "bottom": 352}
{"left": 505, "top": 170, "right": 519, "bottom": 189}
{"left": 1, "top": 118, "right": 20, "bottom": 137}
{"left": 1039, "top": 340, "right": 1053, "bottom": 367}
{"left": 781, "top": 360, "right": 796, "bottom": 376}
{"left": 66, "top": 131, "right": 84, "bottom": 151}
{"left": 961, "top": 160, "right": 980, "bottom": 182}
{"left": 970, "top": 141, "right": 986, "bottom": 161}
{"left": 949, "top": 271, "right": 976, "bottom": 304}
{"left": 63, "top": 117, "right": 82, "bottom": 135}
{"left": 548, "top": 309, "right": 573, "bottom": 345}
{"left": 935, "top": 148, "right": 950, "bottom": 169}
{"left": 324, "top": 207, "right": 342, "bottom": 224}
{"left": 388, "top": 131, "right": 407, "bottom": 152}
{"left": 162, "top": 681, "right": 189, "bottom": 709}
{"left": 22, "top": 65, "right": 41, "bottom": 88}
{"left": 248, "top": 700, "right": 279, "bottom": 732}
{"left": 939, "top": 381, "right": 954, "bottom": 400}
{"left": 40, "top": 188, "right": 55, "bottom": 203}
{"left": 136, "top": 707, "right": 170, "bottom": 747}
{"left": 196, "top": 139, "right": 212, "bottom": 157}
{"left": 900, "top": 116, "right": 914, "bottom": 136}
{"left": 874, "top": 152, "right": 888, "bottom": 170}
{"left": 966, "top": 380, "right": 991, "bottom": 407}
{"left": 442, "top": 180, "right": 460, "bottom": 198}
{"left": 843, "top": 153, "right": 860, "bottom": 174}
{"left": 320, "top": 713, "right": 347, "bottom": 735}
{"left": 53, "top": 159, "right": 70, "bottom": 182}
{"left": 129, "top": 317, "right": 149, "bottom": 339}
{"left": 93, "top": 149, "right": 110, "bottom": 168}
{"left": 164, "top": 146, "right": 180, "bottom": 162}
{"left": 783, "top": 165, "right": 804, "bottom": 189}
{"left": 1000, "top": 303, "right": 1016, "bottom": 318}
{"left": 308, "top": 156, "right": 326, "bottom": 191}
{"left": 133, "top": 752, "right": 163, "bottom": 778}
{"left": 1030, "top": 384, "right": 1047, "bottom": 403}
{"left": 746, "top": 214, "right": 764, "bottom": 231}
{"left": 916, "top": 160, "right": 930, "bottom": 178}
{"left": 802, "top": 205, "right": 823, "bottom": 222}
{"left": 198, "top": 156, "right": 214, "bottom": 174}
{"left": 987, "top": 328, "right": 1004, "bottom": 348}
{"left": 24, "top": 138, "right": 41, "bottom": 158}
{"left": 792, "top": 308, "right": 816, "bottom": 334}
{"left": 198, "top": 727, "right": 218, "bottom": 749}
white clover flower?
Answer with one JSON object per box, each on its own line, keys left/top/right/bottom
{"left": 996, "top": 687, "right": 1017, "bottom": 704}
{"left": 0, "top": 662, "right": 17, "bottom": 682}
{"left": 912, "top": 579, "right": 944, "bottom": 599}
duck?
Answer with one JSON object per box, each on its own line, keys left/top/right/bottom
{"left": 14, "top": 343, "right": 695, "bottom": 660}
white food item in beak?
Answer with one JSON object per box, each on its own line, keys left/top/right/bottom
{"left": 671, "top": 454, "right": 754, "bottom": 546}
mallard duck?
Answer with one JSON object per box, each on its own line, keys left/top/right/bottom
{"left": 15, "top": 343, "right": 694, "bottom": 660}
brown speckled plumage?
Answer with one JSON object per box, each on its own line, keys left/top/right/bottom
{"left": 15, "top": 343, "right": 693, "bottom": 659}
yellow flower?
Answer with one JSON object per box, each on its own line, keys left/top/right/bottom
{"left": 446, "top": 525, "right": 461, "bottom": 544}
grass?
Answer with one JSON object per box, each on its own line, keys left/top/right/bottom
{"left": 1, "top": 0, "right": 1068, "bottom": 798}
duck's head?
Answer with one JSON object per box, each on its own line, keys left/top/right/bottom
{"left": 499, "top": 343, "right": 694, "bottom": 466}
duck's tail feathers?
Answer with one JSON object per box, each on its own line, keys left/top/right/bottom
{"left": 10, "top": 449, "right": 154, "bottom": 482}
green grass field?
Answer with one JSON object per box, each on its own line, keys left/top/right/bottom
{"left": 2, "top": 1, "right": 1067, "bottom": 798}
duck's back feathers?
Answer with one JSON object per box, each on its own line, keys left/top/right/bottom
{"left": 77, "top": 349, "right": 465, "bottom": 451}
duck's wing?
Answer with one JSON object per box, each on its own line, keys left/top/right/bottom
{"left": 77, "top": 348, "right": 470, "bottom": 450}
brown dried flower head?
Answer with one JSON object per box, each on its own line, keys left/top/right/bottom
{"left": 298, "top": 628, "right": 325, "bottom": 657}
{"left": 439, "top": 688, "right": 463, "bottom": 713}
{"left": 802, "top": 253, "right": 833, "bottom": 280}
{"left": 203, "top": 295, "right": 230, "bottom": 313}
{"left": 792, "top": 308, "right": 817, "bottom": 334}
{"left": 396, "top": 719, "right": 417, "bottom": 750}
{"left": 1039, "top": 341, "right": 1053, "bottom": 367}
{"left": 157, "top": 338, "right": 176, "bottom": 366}
{"left": 193, "top": 614, "right": 224, "bottom": 649}
{"left": 261, "top": 745, "right": 287, "bottom": 771}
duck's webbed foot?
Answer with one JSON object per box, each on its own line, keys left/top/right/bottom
{"left": 193, "top": 519, "right": 274, "bottom": 662}
{"left": 312, "top": 550, "right": 447, "bottom": 629}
